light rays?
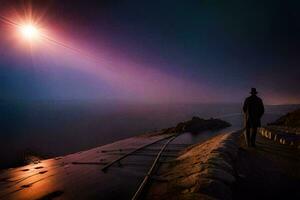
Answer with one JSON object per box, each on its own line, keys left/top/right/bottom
{"left": 19, "top": 24, "right": 40, "bottom": 40}
{"left": 0, "top": 12, "right": 214, "bottom": 103}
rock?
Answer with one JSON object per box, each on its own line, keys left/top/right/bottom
{"left": 219, "top": 140, "right": 238, "bottom": 148}
{"left": 209, "top": 151, "right": 232, "bottom": 163}
{"left": 199, "top": 168, "right": 236, "bottom": 185}
{"left": 206, "top": 157, "right": 234, "bottom": 174}
{"left": 146, "top": 132, "right": 240, "bottom": 200}
{"left": 164, "top": 116, "right": 231, "bottom": 134}
{"left": 177, "top": 173, "right": 200, "bottom": 189}
{"left": 178, "top": 193, "right": 218, "bottom": 200}
{"left": 164, "top": 163, "right": 205, "bottom": 180}
{"left": 268, "top": 108, "right": 300, "bottom": 127}
{"left": 192, "top": 178, "right": 232, "bottom": 200}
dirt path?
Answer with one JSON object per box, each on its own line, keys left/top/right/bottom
{"left": 233, "top": 132, "right": 300, "bottom": 199}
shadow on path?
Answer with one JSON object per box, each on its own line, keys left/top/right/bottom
{"left": 233, "top": 133, "right": 300, "bottom": 200}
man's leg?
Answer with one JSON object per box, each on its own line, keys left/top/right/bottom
{"left": 245, "top": 126, "right": 251, "bottom": 147}
{"left": 251, "top": 127, "right": 257, "bottom": 147}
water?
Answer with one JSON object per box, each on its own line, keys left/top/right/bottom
{"left": 172, "top": 112, "right": 286, "bottom": 145}
{"left": 0, "top": 101, "right": 298, "bottom": 168}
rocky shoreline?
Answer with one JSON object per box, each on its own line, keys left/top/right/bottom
{"left": 162, "top": 116, "right": 231, "bottom": 134}
{"left": 146, "top": 131, "right": 240, "bottom": 200}
{"left": 268, "top": 108, "right": 300, "bottom": 127}
{"left": 145, "top": 109, "right": 300, "bottom": 200}
{"left": 1, "top": 116, "right": 230, "bottom": 169}
{"left": 2, "top": 110, "right": 299, "bottom": 199}
{"left": 137, "top": 116, "right": 231, "bottom": 138}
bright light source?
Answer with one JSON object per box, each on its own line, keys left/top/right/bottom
{"left": 19, "top": 24, "right": 40, "bottom": 40}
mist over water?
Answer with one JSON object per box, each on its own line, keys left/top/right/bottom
{"left": 0, "top": 100, "right": 298, "bottom": 169}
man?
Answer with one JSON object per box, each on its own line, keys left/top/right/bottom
{"left": 243, "top": 88, "right": 264, "bottom": 147}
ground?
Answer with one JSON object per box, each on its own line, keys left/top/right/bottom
{"left": 233, "top": 132, "right": 300, "bottom": 199}
{"left": 145, "top": 132, "right": 239, "bottom": 200}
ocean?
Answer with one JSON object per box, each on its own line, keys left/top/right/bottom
{"left": 0, "top": 100, "right": 298, "bottom": 168}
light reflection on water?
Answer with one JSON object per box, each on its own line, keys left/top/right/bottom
{"left": 0, "top": 112, "right": 294, "bottom": 199}
{"left": 174, "top": 112, "right": 283, "bottom": 145}
{"left": 0, "top": 102, "right": 297, "bottom": 168}
{"left": 2, "top": 159, "right": 60, "bottom": 200}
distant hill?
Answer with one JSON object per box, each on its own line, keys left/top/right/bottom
{"left": 163, "top": 116, "right": 231, "bottom": 134}
{"left": 269, "top": 108, "right": 300, "bottom": 127}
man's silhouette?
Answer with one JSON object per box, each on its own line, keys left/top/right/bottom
{"left": 243, "top": 88, "right": 264, "bottom": 147}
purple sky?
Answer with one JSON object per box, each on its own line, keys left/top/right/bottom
{"left": 0, "top": 0, "right": 300, "bottom": 104}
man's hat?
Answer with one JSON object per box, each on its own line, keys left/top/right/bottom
{"left": 250, "top": 88, "right": 258, "bottom": 94}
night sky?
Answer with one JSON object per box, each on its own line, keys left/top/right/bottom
{"left": 0, "top": 0, "right": 300, "bottom": 104}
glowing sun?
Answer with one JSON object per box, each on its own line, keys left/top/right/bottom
{"left": 19, "top": 24, "right": 40, "bottom": 40}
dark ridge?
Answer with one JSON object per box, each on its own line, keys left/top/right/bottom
{"left": 162, "top": 116, "right": 231, "bottom": 134}
{"left": 268, "top": 108, "right": 300, "bottom": 127}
